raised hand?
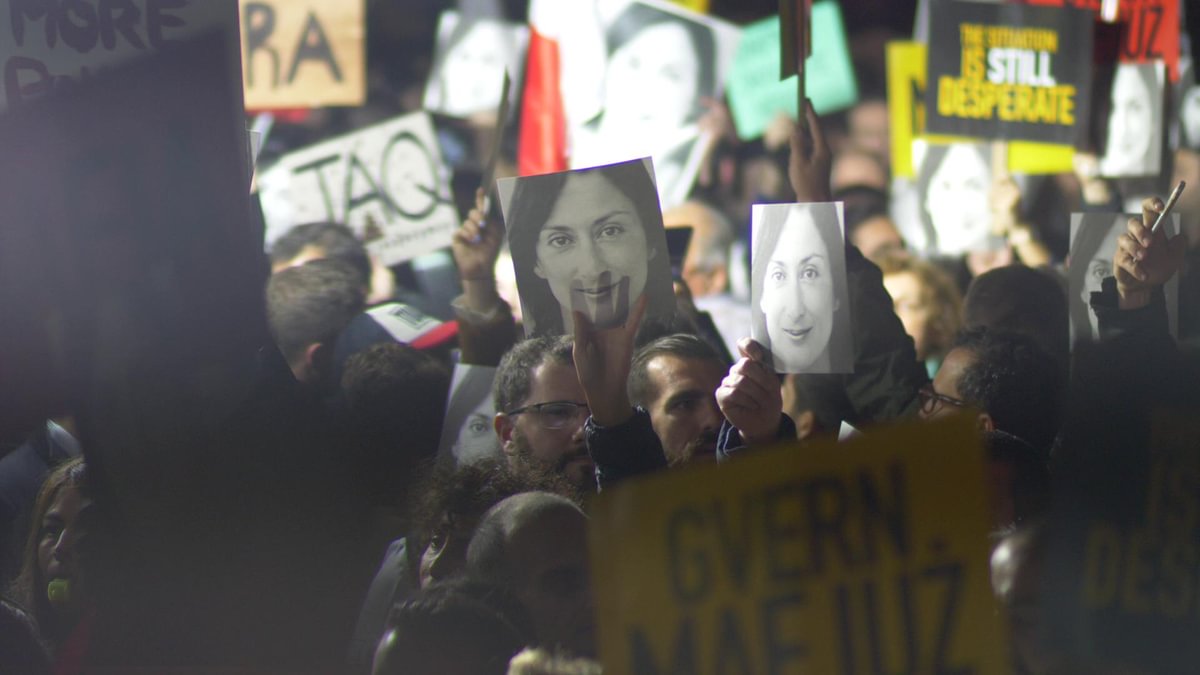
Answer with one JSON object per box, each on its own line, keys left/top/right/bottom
{"left": 717, "top": 338, "right": 784, "bottom": 446}
{"left": 1113, "top": 196, "right": 1187, "bottom": 309}
{"left": 452, "top": 187, "right": 505, "bottom": 309}
{"left": 572, "top": 294, "right": 648, "bottom": 427}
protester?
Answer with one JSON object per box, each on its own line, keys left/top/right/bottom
{"left": 878, "top": 252, "right": 963, "bottom": 376}
{"left": 266, "top": 258, "right": 368, "bottom": 388}
{"left": 627, "top": 334, "right": 728, "bottom": 465}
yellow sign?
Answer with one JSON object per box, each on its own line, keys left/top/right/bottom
{"left": 671, "top": 0, "right": 711, "bottom": 13}
{"left": 240, "top": 0, "right": 365, "bottom": 110}
{"left": 589, "top": 416, "right": 1008, "bottom": 674}
{"left": 887, "top": 40, "right": 1073, "bottom": 177}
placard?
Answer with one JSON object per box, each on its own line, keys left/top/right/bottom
{"left": 256, "top": 111, "right": 459, "bottom": 267}
{"left": 1098, "top": 61, "right": 1165, "bottom": 178}
{"left": 926, "top": 2, "right": 1094, "bottom": 145}
{"left": 0, "top": 1, "right": 239, "bottom": 111}
{"left": 1022, "top": 0, "right": 1180, "bottom": 82}
{"left": 240, "top": 0, "right": 366, "bottom": 110}
{"left": 498, "top": 158, "right": 675, "bottom": 337}
{"left": 1067, "top": 212, "right": 1179, "bottom": 345}
{"left": 436, "top": 364, "right": 502, "bottom": 466}
{"left": 589, "top": 416, "right": 1007, "bottom": 674}
{"left": 423, "top": 10, "right": 527, "bottom": 119}
{"left": 887, "top": 40, "right": 1075, "bottom": 178}
{"left": 750, "top": 202, "right": 852, "bottom": 374}
{"left": 727, "top": 3, "right": 857, "bottom": 141}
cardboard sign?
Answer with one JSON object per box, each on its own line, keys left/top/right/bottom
{"left": 589, "top": 416, "right": 1008, "bottom": 674}
{"left": 256, "top": 111, "right": 459, "bottom": 267}
{"left": 887, "top": 41, "right": 1075, "bottom": 178}
{"left": 1022, "top": 0, "right": 1180, "bottom": 82}
{"left": 926, "top": 2, "right": 1094, "bottom": 146}
{"left": 1067, "top": 212, "right": 1178, "bottom": 345}
{"left": 750, "top": 202, "right": 853, "bottom": 374}
{"left": 728, "top": 3, "right": 857, "bottom": 141}
{"left": 0, "top": 31, "right": 263, "bottom": 433}
{"left": 240, "top": 0, "right": 366, "bottom": 110}
{"left": 497, "top": 158, "right": 676, "bottom": 337}
{"left": 0, "top": 1, "right": 239, "bottom": 111}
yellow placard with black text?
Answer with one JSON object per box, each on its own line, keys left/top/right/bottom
{"left": 588, "top": 416, "right": 1009, "bottom": 675}
{"left": 240, "top": 0, "right": 365, "bottom": 110}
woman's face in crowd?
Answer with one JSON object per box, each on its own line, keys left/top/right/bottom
{"left": 535, "top": 172, "right": 652, "bottom": 328}
{"left": 604, "top": 22, "right": 699, "bottom": 135}
{"left": 1105, "top": 66, "right": 1153, "bottom": 171}
{"left": 451, "top": 396, "right": 500, "bottom": 464}
{"left": 37, "top": 485, "right": 91, "bottom": 615}
{"left": 418, "top": 515, "right": 477, "bottom": 589}
{"left": 760, "top": 208, "right": 837, "bottom": 372}
{"left": 440, "top": 20, "right": 511, "bottom": 117}
{"left": 884, "top": 270, "right": 934, "bottom": 360}
{"left": 925, "top": 145, "right": 992, "bottom": 255}
{"left": 1080, "top": 220, "right": 1125, "bottom": 338}
{"left": 1182, "top": 86, "right": 1200, "bottom": 149}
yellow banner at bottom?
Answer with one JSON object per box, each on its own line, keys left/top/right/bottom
{"left": 589, "top": 416, "right": 1008, "bottom": 674}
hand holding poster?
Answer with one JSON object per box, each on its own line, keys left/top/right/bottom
{"left": 926, "top": 1, "right": 1094, "bottom": 145}
{"left": 588, "top": 416, "right": 1008, "bottom": 674}
{"left": 240, "top": 0, "right": 366, "bottom": 110}
{"left": 256, "top": 112, "right": 459, "bottom": 267}
{"left": 751, "top": 202, "right": 852, "bottom": 374}
{"left": 498, "top": 158, "right": 675, "bottom": 337}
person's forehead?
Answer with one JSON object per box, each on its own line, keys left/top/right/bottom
{"left": 772, "top": 212, "right": 827, "bottom": 258}
{"left": 508, "top": 510, "right": 588, "bottom": 566}
{"left": 647, "top": 354, "right": 723, "bottom": 392}
{"left": 526, "top": 360, "right": 584, "bottom": 404}
{"left": 935, "top": 347, "right": 975, "bottom": 394}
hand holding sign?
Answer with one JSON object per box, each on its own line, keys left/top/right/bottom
{"left": 716, "top": 338, "right": 784, "bottom": 446}
{"left": 453, "top": 187, "right": 506, "bottom": 311}
{"left": 1114, "top": 196, "right": 1187, "bottom": 309}
{"left": 572, "top": 294, "right": 648, "bottom": 427}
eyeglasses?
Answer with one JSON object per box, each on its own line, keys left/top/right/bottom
{"left": 917, "top": 385, "right": 969, "bottom": 416}
{"left": 506, "top": 400, "right": 590, "bottom": 430}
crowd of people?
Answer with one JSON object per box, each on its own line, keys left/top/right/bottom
{"left": 1, "top": 1, "right": 1199, "bottom": 673}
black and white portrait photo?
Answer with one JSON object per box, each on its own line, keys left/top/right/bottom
{"left": 569, "top": 0, "right": 740, "bottom": 209}
{"left": 1100, "top": 62, "right": 1165, "bottom": 178}
{"left": 498, "top": 157, "right": 675, "bottom": 337}
{"left": 436, "top": 364, "right": 501, "bottom": 465}
{"left": 1068, "top": 212, "right": 1179, "bottom": 345}
{"left": 423, "top": 10, "right": 528, "bottom": 119}
{"left": 1180, "top": 82, "right": 1200, "bottom": 151}
{"left": 914, "top": 142, "right": 1002, "bottom": 256}
{"left": 751, "top": 202, "right": 853, "bottom": 374}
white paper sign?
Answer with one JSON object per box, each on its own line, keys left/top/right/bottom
{"left": 0, "top": 1, "right": 239, "bottom": 110}
{"left": 257, "top": 111, "right": 459, "bottom": 266}
{"left": 436, "top": 364, "right": 502, "bottom": 465}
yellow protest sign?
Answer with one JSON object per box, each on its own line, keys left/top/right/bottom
{"left": 671, "top": 0, "right": 711, "bottom": 13}
{"left": 888, "top": 40, "right": 1074, "bottom": 177}
{"left": 240, "top": 0, "right": 365, "bottom": 110}
{"left": 589, "top": 416, "right": 1008, "bottom": 675}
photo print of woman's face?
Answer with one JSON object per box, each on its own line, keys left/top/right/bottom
{"left": 1100, "top": 62, "right": 1164, "bottom": 178}
{"left": 424, "top": 11, "right": 528, "bottom": 119}
{"left": 916, "top": 143, "right": 998, "bottom": 256}
{"left": 1180, "top": 84, "right": 1200, "bottom": 150}
{"left": 436, "top": 364, "right": 501, "bottom": 465}
{"left": 751, "top": 202, "right": 852, "bottom": 374}
{"left": 1067, "top": 212, "right": 1179, "bottom": 345}
{"left": 498, "top": 158, "right": 675, "bottom": 336}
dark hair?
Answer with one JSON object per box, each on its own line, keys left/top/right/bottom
{"left": 835, "top": 185, "right": 891, "bottom": 240}
{"left": 494, "top": 336, "right": 575, "bottom": 415}
{"left": 1064, "top": 214, "right": 1124, "bottom": 345}
{"left": 604, "top": 3, "right": 717, "bottom": 124}
{"left": 341, "top": 343, "right": 451, "bottom": 503}
{"left": 506, "top": 159, "right": 674, "bottom": 336}
{"left": 963, "top": 265, "right": 1069, "bottom": 371}
{"left": 750, "top": 203, "right": 853, "bottom": 371}
{"left": 8, "top": 458, "right": 88, "bottom": 643}
{"left": 376, "top": 578, "right": 534, "bottom": 675}
{"left": 437, "top": 365, "right": 500, "bottom": 462}
{"left": 266, "top": 258, "right": 367, "bottom": 366}
{"left": 914, "top": 144, "right": 991, "bottom": 252}
{"left": 269, "top": 222, "right": 371, "bottom": 289}
{"left": 465, "top": 492, "right": 585, "bottom": 586}
{"left": 953, "top": 328, "right": 1064, "bottom": 452}
{"left": 982, "top": 430, "right": 1050, "bottom": 527}
{"left": 628, "top": 333, "right": 725, "bottom": 408}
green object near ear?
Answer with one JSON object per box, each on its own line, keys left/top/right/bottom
{"left": 47, "top": 578, "right": 71, "bottom": 606}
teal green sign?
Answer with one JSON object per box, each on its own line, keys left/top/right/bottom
{"left": 727, "top": 2, "right": 858, "bottom": 140}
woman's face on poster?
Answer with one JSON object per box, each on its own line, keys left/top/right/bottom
{"left": 451, "top": 396, "right": 499, "bottom": 463}
{"left": 534, "top": 172, "right": 652, "bottom": 328}
{"left": 604, "top": 21, "right": 699, "bottom": 136}
{"left": 1080, "top": 220, "right": 1124, "bottom": 338}
{"left": 1105, "top": 66, "right": 1153, "bottom": 171}
{"left": 760, "top": 207, "right": 837, "bottom": 372}
{"left": 1182, "top": 86, "right": 1200, "bottom": 149}
{"left": 925, "top": 145, "right": 992, "bottom": 255}
{"left": 440, "top": 20, "right": 511, "bottom": 117}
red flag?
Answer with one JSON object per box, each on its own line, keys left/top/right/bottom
{"left": 518, "top": 0, "right": 569, "bottom": 175}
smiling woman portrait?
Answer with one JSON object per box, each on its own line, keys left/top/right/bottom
{"left": 751, "top": 202, "right": 852, "bottom": 374}
{"left": 502, "top": 158, "right": 674, "bottom": 337}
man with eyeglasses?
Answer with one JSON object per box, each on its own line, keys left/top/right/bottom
{"left": 494, "top": 335, "right": 596, "bottom": 495}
